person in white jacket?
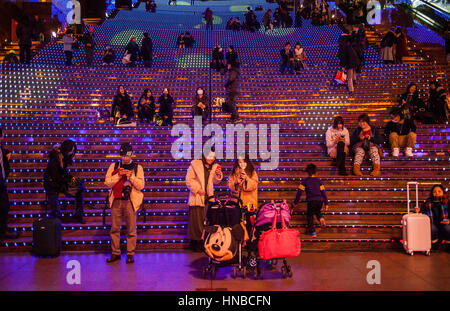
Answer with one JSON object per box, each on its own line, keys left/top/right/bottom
{"left": 185, "top": 151, "right": 223, "bottom": 251}
{"left": 325, "top": 116, "right": 350, "bottom": 175}
{"left": 105, "top": 143, "right": 145, "bottom": 264}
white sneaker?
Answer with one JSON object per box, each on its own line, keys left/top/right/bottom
{"left": 405, "top": 147, "right": 414, "bottom": 157}
{"left": 392, "top": 148, "right": 400, "bottom": 157}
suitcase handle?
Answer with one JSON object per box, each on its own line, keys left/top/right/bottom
{"left": 406, "top": 182, "right": 419, "bottom": 214}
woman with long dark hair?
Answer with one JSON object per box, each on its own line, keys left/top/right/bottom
{"left": 137, "top": 88, "right": 155, "bottom": 123}
{"left": 111, "top": 85, "right": 133, "bottom": 122}
{"left": 325, "top": 116, "right": 350, "bottom": 175}
{"left": 415, "top": 185, "right": 450, "bottom": 248}
{"left": 228, "top": 154, "right": 258, "bottom": 210}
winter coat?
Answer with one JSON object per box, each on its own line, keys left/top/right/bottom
{"left": 428, "top": 86, "right": 447, "bottom": 119}
{"left": 137, "top": 95, "right": 155, "bottom": 117}
{"left": 43, "top": 146, "right": 73, "bottom": 193}
{"left": 125, "top": 41, "right": 140, "bottom": 61}
{"left": 16, "top": 21, "right": 34, "bottom": 46}
{"left": 325, "top": 126, "right": 350, "bottom": 158}
{"left": 338, "top": 35, "right": 361, "bottom": 70}
{"left": 111, "top": 93, "right": 133, "bottom": 118}
{"left": 141, "top": 37, "right": 153, "bottom": 60}
{"left": 193, "top": 94, "right": 209, "bottom": 118}
{"left": 280, "top": 48, "right": 294, "bottom": 64}
{"left": 384, "top": 118, "right": 416, "bottom": 137}
{"left": 228, "top": 171, "right": 258, "bottom": 210}
{"left": 83, "top": 32, "right": 95, "bottom": 49}
{"left": 225, "top": 67, "right": 240, "bottom": 94}
{"left": 158, "top": 94, "right": 174, "bottom": 118}
{"left": 226, "top": 51, "right": 239, "bottom": 67}
{"left": 420, "top": 195, "right": 449, "bottom": 228}
{"left": 105, "top": 162, "right": 145, "bottom": 212}
{"left": 186, "top": 160, "right": 223, "bottom": 207}
{"left": 350, "top": 126, "right": 383, "bottom": 149}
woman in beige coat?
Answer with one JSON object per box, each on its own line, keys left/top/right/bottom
{"left": 185, "top": 152, "right": 223, "bottom": 251}
{"left": 228, "top": 155, "right": 258, "bottom": 210}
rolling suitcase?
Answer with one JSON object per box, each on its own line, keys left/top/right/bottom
{"left": 401, "top": 182, "right": 431, "bottom": 256}
{"left": 32, "top": 217, "right": 62, "bottom": 257}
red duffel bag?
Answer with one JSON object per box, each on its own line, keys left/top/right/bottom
{"left": 258, "top": 208, "right": 301, "bottom": 260}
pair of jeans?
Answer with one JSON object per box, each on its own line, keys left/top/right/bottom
{"left": 110, "top": 199, "right": 137, "bottom": 256}
{"left": 47, "top": 191, "right": 83, "bottom": 218}
{"left": 431, "top": 222, "right": 450, "bottom": 242}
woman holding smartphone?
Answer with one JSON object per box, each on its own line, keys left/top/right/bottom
{"left": 228, "top": 154, "right": 258, "bottom": 210}
{"left": 325, "top": 116, "right": 350, "bottom": 176}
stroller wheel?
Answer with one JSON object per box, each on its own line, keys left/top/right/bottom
{"left": 211, "top": 265, "right": 216, "bottom": 280}
{"left": 202, "top": 267, "right": 207, "bottom": 279}
{"left": 281, "top": 266, "right": 287, "bottom": 279}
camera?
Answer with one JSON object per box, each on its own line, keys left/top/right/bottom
{"left": 122, "top": 185, "right": 132, "bottom": 200}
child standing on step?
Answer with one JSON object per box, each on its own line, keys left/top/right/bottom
{"left": 293, "top": 164, "right": 328, "bottom": 237}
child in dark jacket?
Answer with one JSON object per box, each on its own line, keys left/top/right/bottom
{"left": 415, "top": 185, "right": 450, "bottom": 246}
{"left": 293, "top": 164, "right": 328, "bottom": 237}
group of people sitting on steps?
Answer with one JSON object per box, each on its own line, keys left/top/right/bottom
{"left": 325, "top": 77, "right": 448, "bottom": 177}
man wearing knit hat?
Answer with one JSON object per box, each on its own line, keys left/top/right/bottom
{"left": 105, "top": 143, "right": 145, "bottom": 264}
{"left": 185, "top": 150, "right": 223, "bottom": 251}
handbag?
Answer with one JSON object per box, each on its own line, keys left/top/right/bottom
{"left": 335, "top": 69, "right": 347, "bottom": 84}
{"left": 258, "top": 208, "right": 301, "bottom": 260}
{"left": 65, "top": 178, "right": 84, "bottom": 197}
{"left": 122, "top": 53, "right": 131, "bottom": 64}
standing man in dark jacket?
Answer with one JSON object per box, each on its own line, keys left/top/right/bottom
{"left": 83, "top": 26, "right": 96, "bottom": 66}
{"left": 141, "top": 33, "right": 153, "bottom": 68}
{"left": 225, "top": 63, "right": 242, "bottom": 124}
{"left": 16, "top": 16, "right": 34, "bottom": 64}
{"left": 0, "top": 128, "right": 19, "bottom": 240}
{"left": 43, "top": 140, "right": 84, "bottom": 223}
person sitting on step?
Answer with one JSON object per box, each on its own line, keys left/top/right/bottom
{"left": 384, "top": 107, "right": 416, "bottom": 158}
{"left": 192, "top": 87, "right": 209, "bottom": 123}
{"left": 102, "top": 45, "right": 115, "bottom": 66}
{"left": 111, "top": 85, "right": 133, "bottom": 123}
{"left": 350, "top": 114, "right": 383, "bottom": 176}
{"left": 158, "top": 88, "right": 174, "bottom": 126}
{"left": 293, "top": 164, "right": 328, "bottom": 237}
{"left": 137, "top": 88, "right": 155, "bottom": 123}
{"left": 280, "top": 42, "right": 294, "bottom": 74}
{"left": 415, "top": 185, "right": 450, "bottom": 251}
{"left": 325, "top": 116, "right": 350, "bottom": 176}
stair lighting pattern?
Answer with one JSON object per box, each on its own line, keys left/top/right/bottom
{"left": 0, "top": 3, "right": 448, "bottom": 250}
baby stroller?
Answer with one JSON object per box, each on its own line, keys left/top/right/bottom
{"left": 202, "top": 193, "right": 248, "bottom": 280}
{"left": 247, "top": 200, "right": 299, "bottom": 279}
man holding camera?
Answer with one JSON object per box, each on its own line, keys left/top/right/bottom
{"left": 105, "top": 143, "right": 145, "bottom": 264}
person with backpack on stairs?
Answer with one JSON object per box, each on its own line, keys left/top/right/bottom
{"left": 105, "top": 143, "right": 145, "bottom": 264}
